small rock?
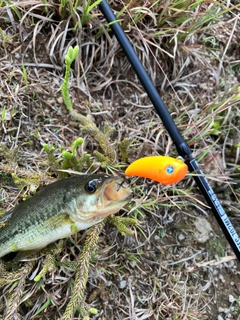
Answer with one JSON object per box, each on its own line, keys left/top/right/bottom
{"left": 218, "top": 307, "right": 229, "bottom": 313}
{"left": 213, "top": 269, "right": 219, "bottom": 275}
{"left": 229, "top": 260, "right": 235, "bottom": 268}
{"left": 218, "top": 315, "right": 224, "bottom": 320}
{"left": 229, "top": 294, "right": 235, "bottom": 303}
{"left": 15, "top": 53, "right": 21, "bottom": 59}
{"left": 119, "top": 280, "right": 127, "bottom": 289}
{"left": 194, "top": 217, "right": 212, "bottom": 243}
{"left": 219, "top": 274, "right": 225, "bottom": 283}
{"left": 57, "top": 96, "right": 63, "bottom": 104}
{"left": 178, "top": 233, "right": 185, "bottom": 241}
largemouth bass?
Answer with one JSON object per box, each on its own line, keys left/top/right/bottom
{"left": 0, "top": 174, "right": 131, "bottom": 258}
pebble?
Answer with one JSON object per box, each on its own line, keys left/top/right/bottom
{"left": 119, "top": 280, "right": 127, "bottom": 289}
{"left": 178, "top": 233, "right": 185, "bottom": 241}
{"left": 228, "top": 260, "right": 235, "bottom": 268}
{"left": 217, "top": 316, "right": 224, "bottom": 320}
{"left": 218, "top": 307, "right": 229, "bottom": 313}
{"left": 15, "top": 53, "right": 21, "bottom": 59}
{"left": 193, "top": 217, "right": 212, "bottom": 243}
{"left": 106, "top": 281, "right": 112, "bottom": 287}
{"left": 229, "top": 294, "right": 235, "bottom": 303}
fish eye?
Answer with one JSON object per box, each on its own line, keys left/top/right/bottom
{"left": 166, "top": 166, "right": 174, "bottom": 174}
{"left": 84, "top": 179, "right": 98, "bottom": 193}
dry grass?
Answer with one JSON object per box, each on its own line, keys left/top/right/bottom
{"left": 0, "top": 0, "right": 240, "bottom": 319}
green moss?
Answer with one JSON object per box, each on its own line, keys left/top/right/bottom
{"left": 43, "top": 144, "right": 61, "bottom": 173}
{"left": 117, "top": 138, "right": 132, "bottom": 163}
{"left": 42, "top": 138, "right": 93, "bottom": 177}
{"left": 108, "top": 216, "right": 138, "bottom": 236}
{"left": 0, "top": 144, "right": 18, "bottom": 165}
{"left": 70, "top": 111, "right": 116, "bottom": 166}
{"left": 34, "top": 241, "right": 63, "bottom": 282}
{"left": 11, "top": 173, "right": 39, "bottom": 191}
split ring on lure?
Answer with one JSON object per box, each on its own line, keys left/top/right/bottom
{"left": 125, "top": 156, "right": 188, "bottom": 185}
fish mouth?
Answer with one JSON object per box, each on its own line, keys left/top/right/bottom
{"left": 98, "top": 176, "right": 132, "bottom": 216}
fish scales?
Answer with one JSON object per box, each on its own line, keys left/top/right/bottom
{"left": 0, "top": 177, "right": 80, "bottom": 256}
{"left": 0, "top": 174, "right": 131, "bottom": 258}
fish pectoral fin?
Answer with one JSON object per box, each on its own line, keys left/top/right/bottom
{"left": 42, "top": 213, "right": 78, "bottom": 236}
{"left": 13, "top": 249, "right": 43, "bottom": 261}
{"left": 2, "top": 248, "right": 44, "bottom": 262}
{"left": 42, "top": 213, "right": 73, "bottom": 229}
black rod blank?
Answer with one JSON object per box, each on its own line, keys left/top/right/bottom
{"left": 99, "top": 0, "right": 240, "bottom": 261}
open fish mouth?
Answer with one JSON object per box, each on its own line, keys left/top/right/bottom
{"left": 103, "top": 177, "right": 131, "bottom": 201}
{"left": 98, "top": 176, "right": 132, "bottom": 215}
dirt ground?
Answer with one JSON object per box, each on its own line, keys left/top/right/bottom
{"left": 0, "top": 1, "right": 240, "bottom": 319}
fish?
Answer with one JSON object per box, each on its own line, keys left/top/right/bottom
{"left": 0, "top": 174, "right": 132, "bottom": 259}
{"left": 125, "top": 156, "right": 188, "bottom": 185}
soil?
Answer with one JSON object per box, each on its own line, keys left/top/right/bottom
{"left": 0, "top": 3, "right": 240, "bottom": 320}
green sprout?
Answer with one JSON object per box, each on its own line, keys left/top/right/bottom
{"left": 21, "top": 64, "right": 28, "bottom": 86}
{"left": 61, "top": 45, "right": 79, "bottom": 111}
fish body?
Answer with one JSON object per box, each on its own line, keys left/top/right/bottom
{"left": 0, "top": 174, "right": 131, "bottom": 258}
{"left": 125, "top": 156, "right": 188, "bottom": 185}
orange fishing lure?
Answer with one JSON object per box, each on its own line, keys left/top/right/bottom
{"left": 125, "top": 156, "right": 188, "bottom": 185}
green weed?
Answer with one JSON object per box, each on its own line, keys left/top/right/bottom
{"left": 61, "top": 45, "right": 80, "bottom": 111}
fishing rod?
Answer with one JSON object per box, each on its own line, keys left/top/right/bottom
{"left": 98, "top": 0, "right": 240, "bottom": 261}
